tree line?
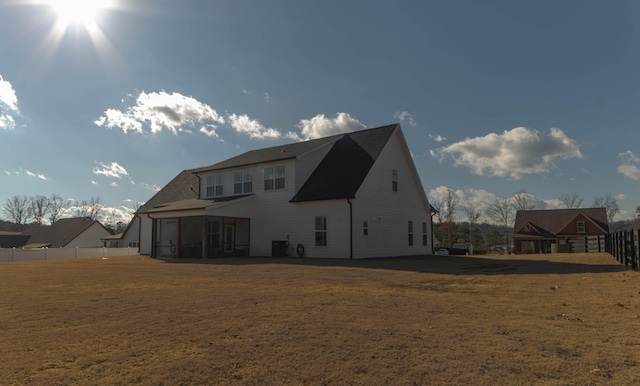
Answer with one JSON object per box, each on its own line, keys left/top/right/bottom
{"left": 1, "top": 194, "right": 106, "bottom": 226}
{"left": 431, "top": 190, "right": 621, "bottom": 252}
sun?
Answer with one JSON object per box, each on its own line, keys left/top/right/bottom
{"left": 46, "top": 0, "right": 110, "bottom": 29}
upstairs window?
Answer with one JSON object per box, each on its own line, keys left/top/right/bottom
{"left": 234, "top": 172, "right": 252, "bottom": 194}
{"left": 264, "top": 166, "right": 285, "bottom": 191}
{"left": 577, "top": 221, "right": 585, "bottom": 233}
{"left": 392, "top": 169, "right": 398, "bottom": 192}
{"left": 363, "top": 221, "right": 369, "bottom": 236}
{"left": 315, "top": 216, "right": 327, "bottom": 246}
{"left": 207, "top": 175, "right": 224, "bottom": 197}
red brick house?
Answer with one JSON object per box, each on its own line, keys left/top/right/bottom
{"left": 513, "top": 208, "right": 609, "bottom": 254}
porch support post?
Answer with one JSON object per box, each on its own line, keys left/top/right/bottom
{"left": 202, "top": 216, "right": 207, "bottom": 259}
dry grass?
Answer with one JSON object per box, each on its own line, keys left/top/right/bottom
{"left": 1, "top": 253, "right": 640, "bottom": 385}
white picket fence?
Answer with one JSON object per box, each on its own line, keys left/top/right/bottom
{"left": 0, "top": 247, "right": 139, "bottom": 263}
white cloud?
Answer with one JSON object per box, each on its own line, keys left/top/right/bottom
{"left": 616, "top": 193, "right": 627, "bottom": 201}
{"left": 431, "top": 127, "right": 583, "bottom": 179}
{"left": 617, "top": 150, "right": 640, "bottom": 181}
{"left": 0, "top": 74, "right": 19, "bottom": 129}
{"left": 91, "top": 180, "right": 98, "bottom": 185}
{"left": 227, "top": 114, "right": 281, "bottom": 139}
{"left": 294, "top": 112, "right": 367, "bottom": 141}
{"left": 264, "top": 92, "right": 270, "bottom": 103}
{"left": 24, "top": 169, "right": 49, "bottom": 180}
{"left": 93, "top": 161, "right": 128, "bottom": 178}
{"left": 429, "top": 133, "right": 447, "bottom": 142}
{"left": 95, "top": 91, "right": 225, "bottom": 135}
{"left": 394, "top": 111, "right": 416, "bottom": 127}
{"left": 110, "top": 181, "right": 119, "bottom": 187}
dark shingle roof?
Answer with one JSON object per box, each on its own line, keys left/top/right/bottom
{"left": 290, "top": 125, "right": 397, "bottom": 202}
{"left": 192, "top": 124, "right": 399, "bottom": 174}
{"left": 22, "top": 217, "right": 111, "bottom": 248}
{"left": 514, "top": 208, "right": 609, "bottom": 237}
{"left": 136, "top": 169, "right": 200, "bottom": 214}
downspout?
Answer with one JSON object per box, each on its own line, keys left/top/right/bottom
{"left": 348, "top": 198, "right": 353, "bottom": 259}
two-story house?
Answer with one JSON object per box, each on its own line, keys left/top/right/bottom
{"left": 512, "top": 208, "right": 609, "bottom": 254}
{"left": 132, "top": 123, "right": 434, "bottom": 259}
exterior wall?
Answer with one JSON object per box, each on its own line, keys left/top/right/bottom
{"left": 121, "top": 216, "right": 141, "bottom": 248}
{"left": 198, "top": 159, "right": 296, "bottom": 200}
{"left": 65, "top": 223, "right": 112, "bottom": 248}
{"left": 350, "top": 129, "right": 433, "bottom": 258}
{"left": 139, "top": 214, "right": 154, "bottom": 255}
{"left": 251, "top": 199, "right": 351, "bottom": 258}
{"left": 557, "top": 213, "right": 606, "bottom": 235}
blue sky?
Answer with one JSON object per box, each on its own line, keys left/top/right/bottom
{"left": 1, "top": 0, "right": 639, "bottom": 225}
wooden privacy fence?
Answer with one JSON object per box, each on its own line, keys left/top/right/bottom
{"left": 608, "top": 229, "right": 639, "bottom": 270}
{"left": 0, "top": 247, "right": 139, "bottom": 263}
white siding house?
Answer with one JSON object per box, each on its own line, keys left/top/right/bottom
{"left": 134, "top": 124, "right": 435, "bottom": 259}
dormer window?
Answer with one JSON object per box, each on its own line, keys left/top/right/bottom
{"left": 577, "top": 221, "right": 585, "bottom": 233}
{"left": 206, "top": 175, "right": 224, "bottom": 197}
{"left": 524, "top": 225, "right": 530, "bottom": 232}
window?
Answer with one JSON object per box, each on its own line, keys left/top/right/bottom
{"left": 577, "top": 221, "right": 585, "bottom": 233}
{"left": 363, "top": 221, "right": 369, "bottom": 236}
{"left": 408, "top": 221, "right": 414, "bottom": 246}
{"left": 422, "top": 222, "right": 427, "bottom": 246}
{"left": 234, "top": 172, "right": 252, "bottom": 194}
{"left": 207, "top": 175, "right": 224, "bottom": 197}
{"left": 264, "top": 166, "right": 285, "bottom": 191}
{"left": 315, "top": 216, "right": 327, "bottom": 246}
{"left": 392, "top": 169, "right": 398, "bottom": 192}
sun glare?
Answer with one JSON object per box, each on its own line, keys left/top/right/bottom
{"left": 47, "top": 0, "right": 110, "bottom": 28}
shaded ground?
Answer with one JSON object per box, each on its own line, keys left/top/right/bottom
{"left": 1, "top": 253, "right": 639, "bottom": 385}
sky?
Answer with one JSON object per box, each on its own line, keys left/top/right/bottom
{"left": 1, "top": 0, "right": 639, "bottom": 225}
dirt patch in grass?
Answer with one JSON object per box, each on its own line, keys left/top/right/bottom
{"left": 1, "top": 253, "right": 640, "bottom": 385}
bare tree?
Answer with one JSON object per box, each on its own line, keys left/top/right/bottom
{"left": 28, "top": 195, "right": 49, "bottom": 225}
{"left": 512, "top": 189, "right": 535, "bottom": 212}
{"left": 89, "top": 196, "right": 104, "bottom": 221}
{"left": 73, "top": 200, "right": 91, "bottom": 218}
{"left": 559, "top": 192, "right": 584, "bottom": 209}
{"left": 443, "top": 188, "right": 459, "bottom": 223}
{"left": 441, "top": 188, "right": 459, "bottom": 247}
{"left": 2, "top": 195, "right": 31, "bottom": 225}
{"left": 431, "top": 197, "right": 445, "bottom": 225}
{"left": 485, "top": 198, "right": 514, "bottom": 252}
{"left": 461, "top": 204, "right": 480, "bottom": 243}
{"left": 47, "top": 194, "right": 68, "bottom": 224}
{"left": 462, "top": 204, "right": 480, "bottom": 225}
{"left": 593, "top": 194, "right": 619, "bottom": 226}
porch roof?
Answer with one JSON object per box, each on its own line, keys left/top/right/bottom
{"left": 145, "top": 195, "right": 253, "bottom": 214}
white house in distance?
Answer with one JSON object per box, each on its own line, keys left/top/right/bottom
{"left": 132, "top": 124, "right": 435, "bottom": 259}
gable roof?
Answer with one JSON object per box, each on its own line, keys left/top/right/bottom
{"left": 514, "top": 208, "right": 609, "bottom": 237}
{"left": 22, "top": 217, "right": 112, "bottom": 248}
{"left": 136, "top": 169, "right": 200, "bottom": 214}
{"left": 291, "top": 125, "right": 397, "bottom": 202}
{"left": 192, "top": 124, "right": 398, "bottom": 174}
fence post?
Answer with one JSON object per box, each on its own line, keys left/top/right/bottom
{"left": 12, "top": 247, "right": 15, "bottom": 262}
{"left": 44, "top": 247, "right": 47, "bottom": 261}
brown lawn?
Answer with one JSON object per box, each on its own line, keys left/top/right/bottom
{"left": 1, "top": 253, "right": 640, "bottom": 385}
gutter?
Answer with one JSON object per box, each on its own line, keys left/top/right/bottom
{"left": 348, "top": 198, "right": 353, "bottom": 259}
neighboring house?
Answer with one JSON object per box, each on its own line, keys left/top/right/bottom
{"left": 0, "top": 231, "right": 30, "bottom": 248}
{"left": 21, "top": 217, "right": 113, "bottom": 248}
{"left": 134, "top": 123, "right": 435, "bottom": 259}
{"left": 513, "top": 208, "right": 609, "bottom": 254}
